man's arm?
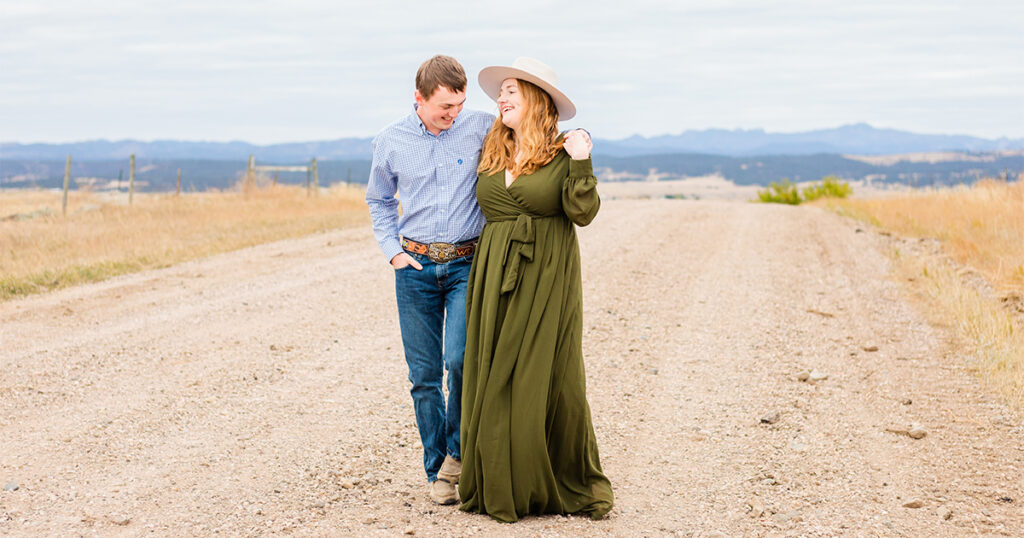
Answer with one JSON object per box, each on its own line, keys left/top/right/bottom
{"left": 365, "top": 137, "right": 405, "bottom": 263}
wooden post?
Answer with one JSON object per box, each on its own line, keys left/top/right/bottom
{"left": 272, "top": 170, "right": 278, "bottom": 186}
{"left": 129, "top": 154, "right": 135, "bottom": 205}
{"left": 311, "top": 158, "right": 318, "bottom": 196}
{"left": 176, "top": 168, "right": 182, "bottom": 196}
{"left": 246, "top": 155, "right": 254, "bottom": 197}
{"left": 62, "top": 155, "right": 71, "bottom": 216}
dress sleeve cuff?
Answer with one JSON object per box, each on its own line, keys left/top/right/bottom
{"left": 568, "top": 157, "right": 594, "bottom": 179}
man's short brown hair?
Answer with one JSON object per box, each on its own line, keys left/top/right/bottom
{"left": 416, "top": 55, "right": 467, "bottom": 99}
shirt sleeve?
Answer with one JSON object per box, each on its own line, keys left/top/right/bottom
{"left": 365, "top": 135, "right": 404, "bottom": 262}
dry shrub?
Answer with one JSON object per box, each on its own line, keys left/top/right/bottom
{"left": 1, "top": 184, "right": 368, "bottom": 300}
{"left": 756, "top": 179, "right": 801, "bottom": 205}
{"left": 802, "top": 175, "right": 853, "bottom": 202}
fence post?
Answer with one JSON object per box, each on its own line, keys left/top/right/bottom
{"left": 62, "top": 155, "right": 71, "bottom": 216}
{"left": 176, "top": 168, "right": 181, "bottom": 196}
{"left": 246, "top": 155, "right": 254, "bottom": 197}
{"left": 311, "top": 158, "right": 318, "bottom": 196}
{"left": 129, "top": 154, "right": 135, "bottom": 205}
{"left": 272, "top": 170, "right": 278, "bottom": 186}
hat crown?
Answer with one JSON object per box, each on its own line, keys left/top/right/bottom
{"left": 511, "top": 57, "right": 558, "bottom": 87}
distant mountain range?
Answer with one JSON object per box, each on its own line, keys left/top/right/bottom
{"left": 4, "top": 151, "right": 1020, "bottom": 192}
{"left": 4, "top": 123, "right": 1024, "bottom": 161}
{"left": 595, "top": 123, "right": 1024, "bottom": 157}
{"left": 4, "top": 124, "right": 1023, "bottom": 191}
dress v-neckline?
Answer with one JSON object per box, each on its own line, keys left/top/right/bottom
{"left": 503, "top": 133, "right": 565, "bottom": 189}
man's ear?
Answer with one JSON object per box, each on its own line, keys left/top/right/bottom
{"left": 414, "top": 90, "right": 425, "bottom": 106}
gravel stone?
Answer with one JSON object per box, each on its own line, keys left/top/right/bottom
{"left": 908, "top": 424, "right": 928, "bottom": 439}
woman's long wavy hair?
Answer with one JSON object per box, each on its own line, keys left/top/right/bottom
{"left": 478, "top": 79, "right": 562, "bottom": 178}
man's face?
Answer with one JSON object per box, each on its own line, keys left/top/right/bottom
{"left": 415, "top": 86, "right": 466, "bottom": 135}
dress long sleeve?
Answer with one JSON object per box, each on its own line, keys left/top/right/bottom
{"left": 561, "top": 158, "right": 600, "bottom": 226}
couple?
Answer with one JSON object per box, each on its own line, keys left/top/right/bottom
{"left": 365, "top": 55, "right": 613, "bottom": 523}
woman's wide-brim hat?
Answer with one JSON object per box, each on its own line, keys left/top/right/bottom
{"left": 478, "top": 57, "right": 576, "bottom": 120}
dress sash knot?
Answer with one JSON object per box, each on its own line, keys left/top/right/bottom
{"left": 500, "top": 213, "right": 535, "bottom": 294}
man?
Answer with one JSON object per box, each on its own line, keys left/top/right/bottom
{"left": 365, "top": 55, "right": 493, "bottom": 505}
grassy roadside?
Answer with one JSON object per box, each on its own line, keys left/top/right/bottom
{"left": 1, "top": 184, "right": 369, "bottom": 302}
{"left": 821, "top": 179, "right": 1024, "bottom": 409}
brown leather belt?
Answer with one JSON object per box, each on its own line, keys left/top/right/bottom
{"left": 401, "top": 237, "right": 478, "bottom": 263}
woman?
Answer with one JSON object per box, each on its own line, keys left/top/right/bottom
{"left": 459, "top": 57, "right": 614, "bottom": 523}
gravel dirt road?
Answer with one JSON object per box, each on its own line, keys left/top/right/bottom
{"left": 2, "top": 199, "right": 1022, "bottom": 536}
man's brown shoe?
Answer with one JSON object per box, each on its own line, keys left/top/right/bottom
{"left": 429, "top": 478, "right": 457, "bottom": 505}
{"left": 437, "top": 455, "right": 462, "bottom": 485}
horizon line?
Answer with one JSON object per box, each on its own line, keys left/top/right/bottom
{"left": 5, "top": 122, "right": 1024, "bottom": 147}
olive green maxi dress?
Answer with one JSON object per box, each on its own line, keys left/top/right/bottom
{"left": 459, "top": 146, "right": 614, "bottom": 523}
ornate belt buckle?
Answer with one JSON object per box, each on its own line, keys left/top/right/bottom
{"left": 428, "top": 242, "right": 456, "bottom": 263}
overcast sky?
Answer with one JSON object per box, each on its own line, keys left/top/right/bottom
{"left": 2, "top": 0, "right": 1022, "bottom": 144}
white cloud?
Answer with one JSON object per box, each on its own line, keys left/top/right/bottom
{"left": 1, "top": 0, "right": 1022, "bottom": 142}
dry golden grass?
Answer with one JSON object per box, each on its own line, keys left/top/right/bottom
{"left": 890, "top": 250, "right": 1024, "bottom": 408}
{"left": 826, "top": 179, "right": 1024, "bottom": 292}
{"left": 823, "top": 178, "right": 1024, "bottom": 408}
{"left": 1, "top": 184, "right": 368, "bottom": 301}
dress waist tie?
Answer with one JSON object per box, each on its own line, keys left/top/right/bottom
{"left": 491, "top": 213, "right": 539, "bottom": 294}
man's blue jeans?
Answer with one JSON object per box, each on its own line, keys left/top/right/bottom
{"left": 394, "top": 252, "right": 471, "bottom": 481}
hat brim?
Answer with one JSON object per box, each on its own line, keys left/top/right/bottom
{"left": 478, "top": 66, "right": 576, "bottom": 121}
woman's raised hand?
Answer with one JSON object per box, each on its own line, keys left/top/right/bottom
{"left": 563, "top": 129, "right": 592, "bottom": 160}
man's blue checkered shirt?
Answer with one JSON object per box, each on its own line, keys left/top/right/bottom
{"left": 366, "top": 106, "right": 495, "bottom": 262}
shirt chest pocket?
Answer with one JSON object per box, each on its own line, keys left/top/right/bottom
{"left": 392, "top": 142, "right": 479, "bottom": 187}
{"left": 454, "top": 153, "right": 479, "bottom": 174}
{"left": 413, "top": 154, "right": 478, "bottom": 181}
{"left": 392, "top": 159, "right": 435, "bottom": 186}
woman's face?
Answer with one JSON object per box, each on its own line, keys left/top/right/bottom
{"left": 497, "top": 78, "right": 524, "bottom": 131}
